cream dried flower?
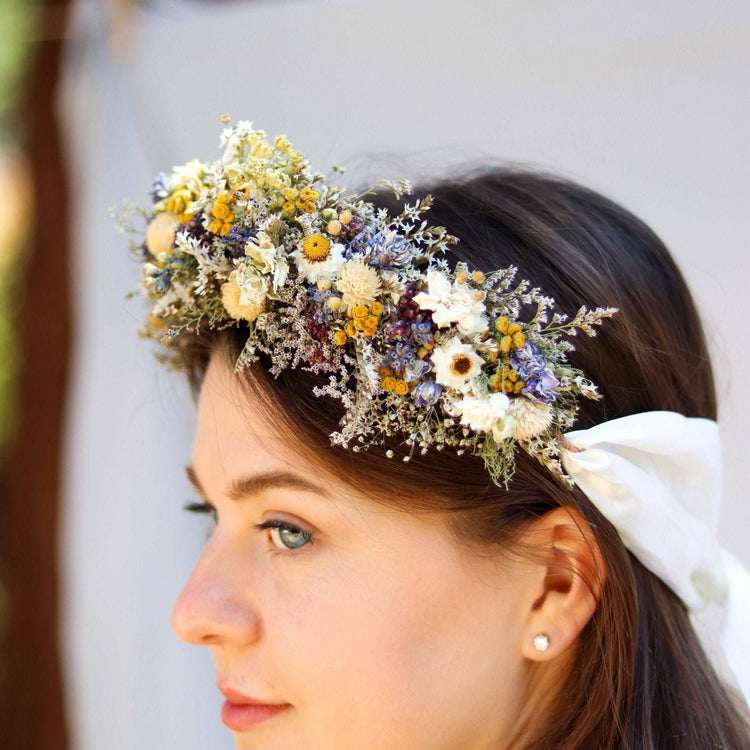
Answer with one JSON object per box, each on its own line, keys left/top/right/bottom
{"left": 508, "top": 399, "right": 553, "bottom": 441}
{"left": 454, "top": 392, "right": 510, "bottom": 433}
{"left": 221, "top": 266, "right": 267, "bottom": 322}
{"left": 413, "top": 269, "right": 488, "bottom": 335}
{"left": 335, "top": 258, "right": 381, "bottom": 311}
{"left": 145, "top": 212, "right": 181, "bottom": 256}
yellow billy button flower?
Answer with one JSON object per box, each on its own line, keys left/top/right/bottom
{"left": 300, "top": 188, "right": 319, "bottom": 202}
{"left": 284, "top": 188, "right": 298, "bottom": 201}
{"left": 167, "top": 188, "right": 194, "bottom": 222}
{"left": 507, "top": 323, "right": 525, "bottom": 348}
{"left": 327, "top": 219, "right": 342, "bottom": 236}
{"left": 283, "top": 201, "right": 295, "bottom": 212}
{"left": 378, "top": 366, "right": 392, "bottom": 379}
{"left": 361, "top": 315, "right": 379, "bottom": 336}
{"left": 456, "top": 270, "right": 469, "bottom": 284}
{"left": 352, "top": 305, "right": 369, "bottom": 320}
{"left": 345, "top": 321, "right": 357, "bottom": 337}
{"left": 209, "top": 193, "right": 235, "bottom": 236}
{"left": 302, "top": 234, "right": 332, "bottom": 262}
{"left": 394, "top": 380, "right": 409, "bottom": 396}
{"left": 495, "top": 316, "right": 510, "bottom": 333}
{"left": 333, "top": 330, "right": 348, "bottom": 346}
{"left": 338, "top": 209, "right": 352, "bottom": 225}
{"left": 499, "top": 335, "right": 512, "bottom": 353}
{"left": 472, "top": 270, "right": 485, "bottom": 283}
{"left": 304, "top": 201, "right": 316, "bottom": 213}
{"left": 381, "top": 376, "right": 397, "bottom": 392}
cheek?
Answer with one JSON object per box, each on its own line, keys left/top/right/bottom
{"left": 268, "top": 550, "right": 520, "bottom": 729}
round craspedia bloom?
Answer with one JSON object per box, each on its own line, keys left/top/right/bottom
{"left": 327, "top": 219, "right": 342, "bottom": 236}
{"left": 495, "top": 316, "right": 510, "bottom": 333}
{"left": 509, "top": 399, "right": 554, "bottom": 441}
{"left": 394, "top": 379, "right": 409, "bottom": 396}
{"left": 472, "top": 270, "right": 485, "bottom": 283}
{"left": 283, "top": 200, "right": 295, "bottom": 212}
{"left": 381, "top": 376, "right": 397, "bottom": 392}
{"left": 361, "top": 315, "right": 379, "bottom": 336}
{"left": 146, "top": 212, "right": 181, "bottom": 256}
{"left": 300, "top": 188, "right": 319, "bottom": 202}
{"left": 221, "top": 278, "right": 263, "bottom": 322}
{"left": 302, "top": 234, "right": 332, "bottom": 261}
{"left": 339, "top": 209, "right": 352, "bottom": 225}
{"left": 336, "top": 258, "right": 381, "bottom": 311}
{"left": 431, "top": 337, "right": 484, "bottom": 389}
{"left": 303, "top": 201, "right": 316, "bottom": 213}
{"left": 333, "top": 330, "right": 348, "bottom": 346}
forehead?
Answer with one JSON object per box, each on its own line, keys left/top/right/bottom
{"left": 192, "top": 352, "right": 349, "bottom": 495}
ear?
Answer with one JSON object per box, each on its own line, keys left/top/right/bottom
{"left": 519, "top": 506, "right": 607, "bottom": 661}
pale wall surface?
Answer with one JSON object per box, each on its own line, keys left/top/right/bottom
{"left": 60, "top": 0, "right": 749, "bottom": 747}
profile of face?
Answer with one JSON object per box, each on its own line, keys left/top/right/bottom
{"left": 172, "top": 352, "right": 600, "bottom": 749}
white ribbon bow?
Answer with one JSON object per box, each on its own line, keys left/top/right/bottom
{"left": 561, "top": 411, "right": 750, "bottom": 704}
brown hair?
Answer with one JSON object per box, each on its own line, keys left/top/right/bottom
{"left": 182, "top": 168, "right": 749, "bottom": 748}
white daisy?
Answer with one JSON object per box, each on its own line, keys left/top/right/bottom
{"left": 430, "top": 337, "right": 484, "bottom": 390}
{"left": 291, "top": 233, "right": 345, "bottom": 283}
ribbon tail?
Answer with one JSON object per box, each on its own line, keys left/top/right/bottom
{"left": 719, "top": 549, "right": 750, "bottom": 706}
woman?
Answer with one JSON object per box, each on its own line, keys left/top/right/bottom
{"left": 123, "top": 120, "right": 749, "bottom": 748}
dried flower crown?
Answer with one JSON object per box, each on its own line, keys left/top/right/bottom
{"left": 117, "top": 118, "right": 616, "bottom": 486}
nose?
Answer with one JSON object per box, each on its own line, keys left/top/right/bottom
{"left": 171, "top": 538, "right": 261, "bottom": 646}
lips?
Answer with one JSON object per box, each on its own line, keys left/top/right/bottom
{"left": 218, "top": 685, "right": 291, "bottom": 732}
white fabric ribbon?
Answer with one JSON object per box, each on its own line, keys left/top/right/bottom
{"left": 561, "top": 411, "right": 750, "bottom": 704}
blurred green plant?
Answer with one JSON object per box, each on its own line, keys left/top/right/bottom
{"left": 0, "top": 0, "right": 39, "bottom": 449}
{"left": 0, "top": 0, "right": 40, "bottom": 147}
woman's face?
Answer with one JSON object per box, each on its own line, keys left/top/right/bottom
{"left": 173, "top": 353, "right": 540, "bottom": 749}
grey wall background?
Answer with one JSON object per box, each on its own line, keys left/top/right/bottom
{"left": 59, "top": 0, "right": 749, "bottom": 747}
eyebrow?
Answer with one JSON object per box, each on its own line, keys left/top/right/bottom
{"left": 184, "top": 464, "right": 330, "bottom": 502}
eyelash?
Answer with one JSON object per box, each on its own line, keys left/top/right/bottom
{"left": 184, "top": 502, "right": 314, "bottom": 554}
{"left": 185, "top": 500, "right": 218, "bottom": 525}
{"left": 254, "top": 520, "right": 315, "bottom": 555}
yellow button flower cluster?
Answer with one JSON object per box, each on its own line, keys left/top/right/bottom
{"left": 335, "top": 301, "right": 384, "bottom": 344}
{"left": 209, "top": 192, "right": 235, "bottom": 236}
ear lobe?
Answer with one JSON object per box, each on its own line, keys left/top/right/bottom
{"left": 521, "top": 506, "right": 607, "bottom": 661}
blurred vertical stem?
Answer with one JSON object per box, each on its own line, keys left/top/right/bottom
{"left": 0, "top": 0, "right": 71, "bottom": 747}
{"left": 0, "top": 0, "right": 39, "bottom": 448}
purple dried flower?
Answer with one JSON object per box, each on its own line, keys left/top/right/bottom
{"left": 413, "top": 381, "right": 442, "bottom": 408}
{"left": 511, "top": 343, "right": 560, "bottom": 403}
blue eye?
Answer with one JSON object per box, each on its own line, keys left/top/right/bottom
{"left": 256, "top": 520, "right": 313, "bottom": 551}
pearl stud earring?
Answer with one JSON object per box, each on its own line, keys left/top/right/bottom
{"left": 533, "top": 633, "right": 550, "bottom": 652}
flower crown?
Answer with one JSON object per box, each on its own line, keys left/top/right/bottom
{"left": 117, "top": 118, "right": 616, "bottom": 486}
